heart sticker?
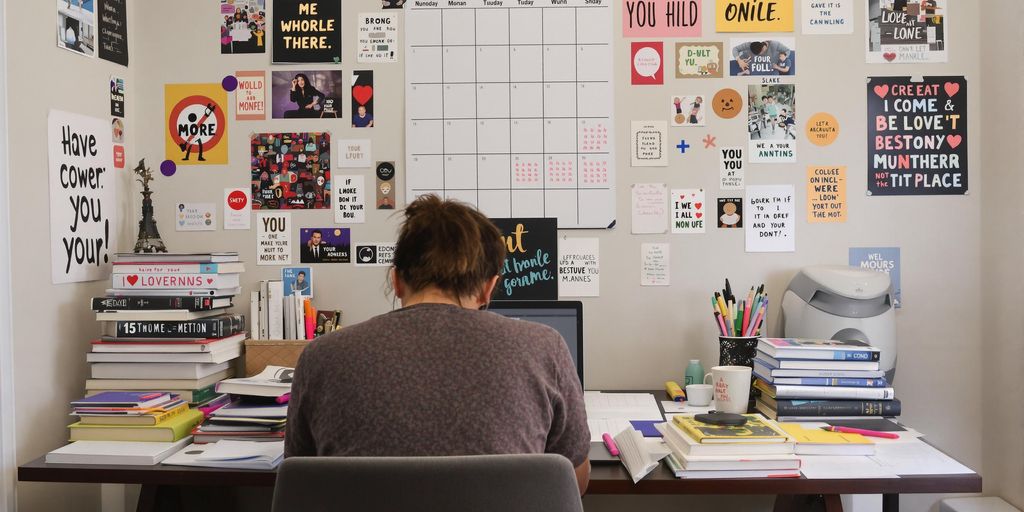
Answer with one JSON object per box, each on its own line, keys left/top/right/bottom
{"left": 883, "top": 52, "right": 897, "bottom": 62}
{"left": 695, "top": 212, "right": 703, "bottom": 219}
{"left": 873, "top": 85, "right": 889, "bottom": 99}
{"left": 944, "top": 82, "right": 960, "bottom": 97}
{"left": 946, "top": 135, "right": 962, "bottom": 149}
{"left": 352, "top": 86, "right": 373, "bottom": 106}
{"left": 126, "top": 275, "right": 139, "bottom": 286}
{"left": 695, "top": 202, "right": 703, "bottom": 210}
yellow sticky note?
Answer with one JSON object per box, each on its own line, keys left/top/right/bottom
{"left": 716, "top": 0, "right": 794, "bottom": 32}
{"left": 164, "top": 83, "right": 230, "bottom": 166}
{"left": 807, "top": 166, "right": 847, "bottom": 224}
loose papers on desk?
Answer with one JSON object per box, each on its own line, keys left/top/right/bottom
{"left": 584, "top": 392, "right": 663, "bottom": 442}
{"left": 162, "top": 440, "right": 284, "bottom": 470}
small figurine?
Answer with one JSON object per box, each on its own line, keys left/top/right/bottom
{"left": 132, "top": 159, "right": 168, "bottom": 253}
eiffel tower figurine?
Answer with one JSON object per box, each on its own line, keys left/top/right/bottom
{"left": 132, "top": 159, "right": 168, "bottom": 253}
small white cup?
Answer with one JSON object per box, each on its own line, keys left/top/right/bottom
{"left": 704, "top": 365, "right": 753, "bottom": 414}
{"left": 685, "top": 384, "right": 714, "bottom": 406}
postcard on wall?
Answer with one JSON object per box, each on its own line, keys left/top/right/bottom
{"left": 282, "top": 267, "right": 313, "bottom": 297}
{"left": 747, "top": 84, "right": 796, "bottom": 163}
{"left": 675, "top": 42, "right": 723, "bottom": 78}
{"left": 729, "top": 38, "right": 796, "bottom": 76}
{"left": 271, "top": 70, "right": 344, "bottom": 119}
{"left": 807, "top": 166, "right": 847, "bottom": 223}
{"left": 175, "top": 203, "right": 216, "bottom": 232}
{"left": 671, "top": 188, "right": 706, "bottom": 234}
{"left": 376, "top": 161, "right": 397, "bottom": 209}
{"left": 221, "top": 0, "right": 266, "bottom": 54}
{"left": 631, "top": 183, "right": 668, "bottom": 234}
{"left": 866, "top": 0, "right": 947, "bottom": 63}
{"left": 745, "top": 185, "right": 795, "bottom": 253}
{"left": 272, "top": 0, "right": 342, "bottom": 63}
{"left": 558, "top": 237, "right": 600, "bottom": 298}
{"left": 235, "top": 71, "right": 267, "bottom": 121}
{"left": 640, "top": 243, "right": 670, "bottom": 287}
{"left": 251, "top": 132, "right": 331, "bottom": 210}
{"left": 98, "top": 0, "right": 128, "bottom": 65}
{"left": 110, "top": 77, "right": 125, "bottom": 118}
{"left": 354, "top": 243, "right": 396, "bottom": 266}
{"left": 670, "top": 96, "right": 708, "bottom": 127}
{"left": 224, "top": 188, "right": 252, "bottom": 230}
{"left": 623, "top": 0, "right": 701, "bottom": 37}
{"left": 631, "top": 121, "right": 668, "bottom": 167}
{"left": 351, "top": 71, "right": 375, "bottom": 128}
{"left": 164, "top": 83, "right": 229, "bottom": 166}
{"left": 631, "top": 42, "right": 664, "bottom": 85}
{"left": 57, "top": 0, "right": 96, "bottom": 57}
{"left": 719, "top": 147, "right": 744, "bottom": 190}
{"left": 803, "top": 0, "right": 853, "bottom": 34}
{"left": 716, "top": 0, "right": 794, "bottom": 32}
{"left": 866, "top": 76, "right": 967, "bottom": 195}
{"left": 334, "top": 175, "right": 366, "bottom": 224}
{"left": 357, "top": 13, "right": 398, "bottom": 63}
{"left": 718, "top": 197, "right": 743, "bottom": 228}
{"left": 300, "top": 228, "right": 351, "bottom": 264}
{"left": 850, "top": 247, "right": 901, "bottom": 308}
{"left": 338, "top": 139, "right": 372, "bottom": 168}
{"left": 256, "top": 211, "right": 292, "bottom": 266}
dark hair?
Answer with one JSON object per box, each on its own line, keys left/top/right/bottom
{"left": 750, "top": 42, "right": 766, "bottom": 55}
{"left": 311, "top": 229, "right": 322, "bottom": 236}
{"left": 298, "top": 271, "right": 306, "bottom": 277}
{"left": 393, "top": 195, "right": 505, "bottom": 300}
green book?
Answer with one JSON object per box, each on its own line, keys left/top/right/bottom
{"left": 69, "top": 408, "right": 203, "bottom": 442}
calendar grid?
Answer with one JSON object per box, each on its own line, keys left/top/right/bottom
{"left": 540, "top": 7, "right": 546, "bottom": 218}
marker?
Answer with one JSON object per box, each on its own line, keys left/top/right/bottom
{"left": 602, "top": 433, "right": 620, "bottom": 456}
{"left": 665, "top": 381, "right": 686, "bottom": 402}
{"left": 821, "top": 426, "right": 899, "bottom": 439}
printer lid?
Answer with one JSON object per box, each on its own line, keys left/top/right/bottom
{"left": 786, "top": 266, "right": 893, "bottom": 318}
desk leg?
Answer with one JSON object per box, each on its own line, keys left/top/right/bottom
{"left": 135, "top": 485, "right": 183, "bottom": 512}
{"left": 774, "top": 494, "right": 844, "bottom": 512}
{"left": 823, "top": 494, "right": 844, "bottom": 512}
{"left": 882, "top": 494, "right": 899, "bottom": 512}
{"left": 773, "top": 494, "right": 796, "bottom": 512}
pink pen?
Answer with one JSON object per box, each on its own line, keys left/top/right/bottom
{"left": 822, "top": 426, "right": 899, "bottom": 439}
{"left": 602, "top": 433, "right": 620, "bottom": 456}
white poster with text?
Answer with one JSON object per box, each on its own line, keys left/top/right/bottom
{"left": 256, "top": 211, "right": 292, "bottom": 265}
{"left": 558, "top": 237, "right": 600, "bottom": 297}
{"left": 745, "top": 185, "right": 796, "bottom": 253}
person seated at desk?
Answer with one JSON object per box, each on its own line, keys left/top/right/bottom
{"left": 285, "top": 195, "right": 591, "bottom": 495}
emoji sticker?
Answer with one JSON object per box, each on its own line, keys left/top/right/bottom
{"left": 806, "top": 112, "right": 839, "bottom": 146}
{"left": 712, "top": 88, "right": 743, "bottom": 119}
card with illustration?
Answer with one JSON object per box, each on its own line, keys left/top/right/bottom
{"left": 718, "top": 197, "right": 743, "bottom": 228}
{"left": 164, "top": 83, "right": 229, "bottom": 166}
{"left": 712, "top": 88, "right": 743, "bottom": 120}
{"left": 220, "top": 0, "right": 266, "bottom": 54}
{"left": 376, "top": 161, "right": 397, "bottom": 209}
{"left": 729, "top": 38, "right": 796, "bottom": 76}
{"left": 631, "top": 42, "right": 664, "bottom": 85}
{"left": 675, "top": 42, "right": 722, "bottom": 78}
{"left": 351, "top": 71, "right": 374, "bottom": 128}
{"left": 631, "top": 121, "right": 668, "bottom": 167}
{"left": 250, "top": 132, "right": 331, "bottom": 210}
{"left": 282, "top": 267, "right": 313, "bottom": 297}
{"left": 175, "top": 203, "right": 216, "bottom": 232}
{"left": 357, "top": 13, "right": 398, "bottom": 63}
{"left": 57, "top": 0, "right": 96, "bottom": 57}
{"left": 671, "top": 188, "right": 706, "bottom": 234}
{"left": 670, "top": 95, "right": 708, "bottom": 127}
{"left": 866, "top": 0, "right": 947, "bottom": 64}
{"left": 271, "top": 70, "right": 344, "bottom": 119}
{"left": 747, "top": 84, "right": 796, "bottom": 163}
{"left": 299, "top": 228, "right": 351, "bottom": 264}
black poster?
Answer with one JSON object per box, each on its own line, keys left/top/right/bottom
{"left": 98, "top": 0, "right": 129, "bottom": 66}
{"left": 867, "top": 76, "right": 968, "bottom": 196}
{"left": 110, "top": 77, "right": 125, "bottom": 118}
{"left": 273, "top": 0, "right": 342, "bottom": 64}
{"left": 490, "top": 218, "right": 558, "bottom": 301}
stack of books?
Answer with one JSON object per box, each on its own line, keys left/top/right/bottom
{"left": 66, "top": 391, "right": 203, "bottom": 443}
{"left": 658, "top": 414, "right": 800, "bottom": 479}
{"left": 752, "top": 338, "right": 901, "bottom": 422}
{"left": 249, "top": 279, "right": 343, "bottom": 340}
{"left": 86, "top": 253, "right": 247, "bottom": 407}
{"left": 191, "top": 366, "right": 292, "bottom": 443}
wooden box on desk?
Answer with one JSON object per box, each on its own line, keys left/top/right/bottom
{"left": 243, "top": 339, "right": 309, "bottom": 377}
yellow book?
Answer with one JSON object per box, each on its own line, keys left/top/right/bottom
{"left": 777, "top": 423, "right": 875, "bottom": 455}
{"left": 753, "top": 378, "right": 775, "bottom": 398}
{"left": 78, "top": 402, "right": 190, "bottom": 426}
{"left": 672, "top": 414, "right": 789, "bottom": 444}
{"left": 69, "top": 408, "right": 203, "bottom": 442}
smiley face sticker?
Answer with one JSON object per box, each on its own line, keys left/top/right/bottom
{"left": 712, "top": 88, "right": 743, "bottom": 120}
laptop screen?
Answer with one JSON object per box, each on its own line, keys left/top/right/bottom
{"left": 488, "top": 301, "right": 583, "bottom": 387}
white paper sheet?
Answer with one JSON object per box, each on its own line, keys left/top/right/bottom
{"left": 870, "top": 440, "right": 976, "bottom": 475}
{"left": 800, "top": 455, "right": 899, "bottom": 480}
{"left": 585, "top": 392, "right": 664, "bottom": 442}
{"left": 631, "top": 183, "right": 668, "bottom": 234}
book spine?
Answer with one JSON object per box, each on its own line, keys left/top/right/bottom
{"left": 267, "top": 282, "right": 284, "bottom": 340}
{"left": 112, "top": 274, "right": 238, "bottom": 290}
{"left": 774, "top": 377, "right": 888, "bottom": 387}
{"left": 113, "top": 263, "right": 222, "bottom": 274}
{"left": 115, "top": 316, "right": 245, "bottom": 339}
{"left": 828, "top": 350, "right": 881, "bottom": 362}
{"left": 92, "top": 296, "right": 215, "bottom": 311}
{"left": 773, "top": 386, "right": 895, "bottom": 400}
{"left": 774, "top": 399, "right": 902, "bottom": 417}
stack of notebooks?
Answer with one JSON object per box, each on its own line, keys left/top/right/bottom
{"left": 250, "top": 279, "right": 343, "bottom": 340}
{"left": 86, "top": 252, "right": 247, "bottom": 407}
{"left": 658, "top": 414, "right": 800, "bottom": 479}
{"left": 191, "top": 366, "right": 293, "bottom": 443}
{"left": 753, "top": 338, "right": 901, "bottom": 422}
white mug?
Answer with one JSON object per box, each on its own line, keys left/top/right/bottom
{"left": 704, "top": 365, "right": 752, "bottom": 414}
{"left": 685, "top": 384, "right": 713, "bottom": 406}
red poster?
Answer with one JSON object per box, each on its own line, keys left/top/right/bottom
{"left": 631, "top": 42, "right": 664, "bottom": 85}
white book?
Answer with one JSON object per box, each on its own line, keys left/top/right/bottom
{"left": 215, "top": 365, "right": 293, "bottom": 397}
{"left": 84, "top": 369, "right": 233, "bottom": 391}
{"left": 211, "top": 402, "right": 288, "bottom": 418}
{"left": 96, "top": 309, "right": 228, "bottom": 322}
{"left": 162, "top": 441, "right": 283, "bottom": 470}
{"left": 284, "top": 293, "right": 295, "bottom": 341}
{"left": 613, "top": 427, "right": 665, "bottom": 483}
{"left": 259, "top": 281, "right": 270, "bottom": 340}
{"left": 46, "top": 438, "right": 192, "bottom": 465}
{"left": 87, "top": 346, "right": 241, "bottom": 364}
{"left": 105, "top": 287, "right": 242, "bottom": 298}
{"left": 91, "top": 361, "right": 232, "bottom": 380}
{"left": 267, "top": 281, "right": 284, "bottom": 340}
{"left": 759, "top": 354, "right": 880, "bottom": 371}
{"left": 113, "top": 262, "right": 246, "bottom": 274}
{"left": 91, "top": 334, "right": 246, "bottom": 353}
{"left": 250, "top": 291, "right": 261, "bottom": 341}
{"left": 770, "top": 385, "right": 896, "bottom": 400}
{"left": 293, "top": 293, "right": 304, "bottom": 340}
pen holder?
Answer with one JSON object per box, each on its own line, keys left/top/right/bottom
{"left": 718, "top": 336, "right": 759, "bottom": 369}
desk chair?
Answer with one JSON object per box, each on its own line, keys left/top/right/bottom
{"left": 271, "top": 454, "right": 584, "bottom": 512}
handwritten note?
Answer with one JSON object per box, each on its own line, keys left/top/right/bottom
{"left": 745, "top": 185, "right": 795, "bottom": 253}
{"left": 641, "top": 243, "right": 670, "bottom": 286}
{"left": 631, "top": 183, "right": 668, "bottom": 234}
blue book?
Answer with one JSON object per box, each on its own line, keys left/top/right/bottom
{"left": 757, "top": 338, "right": 881, "bottom": 362}
{"left": 767, "top": 377, "right": 888, "bottom": 387}
{"left": 71, "top": 391, "right": 172, "bottom": 409}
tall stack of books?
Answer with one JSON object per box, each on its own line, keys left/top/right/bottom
{"left": 191, "top": 365, "right": 292, "bottom": 443}
{"left": 659, "top": 414, "right": 800, "bottom": 479}
{"left": 752, "top": 338, "right": 901, "bottom": 422}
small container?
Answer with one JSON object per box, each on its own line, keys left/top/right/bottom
{"left": 718, "top": 336, "right": 759, "bottom": 369}
{"left": 684, "top": 359, "right": 704, "bottom": 386}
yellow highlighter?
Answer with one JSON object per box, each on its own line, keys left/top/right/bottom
{"left": 665, "top": 381, "right": 686, "bottom": 402}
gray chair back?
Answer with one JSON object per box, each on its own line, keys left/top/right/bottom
{"left": 271, "top": 454, "right": 584, "bottom": 512}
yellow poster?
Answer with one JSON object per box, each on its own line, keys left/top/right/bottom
{"left": 807, "top": 166, "right": 846, "bottom": 223}
{"left": 716, "top": 0, "right": 794, "bottom": 32}
{"left": 164, "top": 83, "right": 229, "bottom": 165}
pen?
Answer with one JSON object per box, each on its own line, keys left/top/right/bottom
{"left": 602, "top": 433, "right": 620, "bottom": 456}
{"left": 821, "top": 426, "right": 899, "bottom": 439}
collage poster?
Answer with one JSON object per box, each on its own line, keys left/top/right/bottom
{"left": 221, "top": 0, "right": 266, "bottom": 54}
{"left": 867, "top": 0, "right": 947, "bottom": 63}
{"left": 250, "top": 132, "right": 332, "bottom": 209}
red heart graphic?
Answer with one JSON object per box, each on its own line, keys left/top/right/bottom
{"left": 873, "top": 85, "right": 889, "bottom": 99}
{"left": 695, "top": 202, "right": 703, "bottom": 210}
{"left": 695, "top": 212, "right": 703, "bottom": 219}
{"left": 206, "top": 278, "right": 214, "bottom": 285}
{"left": 352, "top": 85, "right": 373, "bottom": 106}
{"left": 883, "top": 52, "right": 897, "bottom": 62}
{"left": 944, "top": 82, "right": 960, "bottom": 97}
{"left": 946, "top": 135, "right": 962, "bottom": 149}
{"left": 126, "top": 275, "right": 139, "bottom": 286}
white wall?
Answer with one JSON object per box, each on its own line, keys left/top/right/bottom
{"left": 3, "top": 0, "right": 136, "bottom": 510}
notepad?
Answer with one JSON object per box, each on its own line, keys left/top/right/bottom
{"left": 585, "top": 392, "right": 663, "bottom": 442}
{"left": 613, "top": 427, "right": 666, "bottom": 483}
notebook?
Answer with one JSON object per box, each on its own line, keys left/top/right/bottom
{"left": 46, "top": 438, "right": 192, "bottom": 465}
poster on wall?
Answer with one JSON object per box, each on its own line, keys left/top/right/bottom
{"left": 48, "top": 110, "right": 117, "bottom": 284}
{"left": 850, "top": 247, "right": 901, "bottom": 308}
{"left": 282, "top": 267, "right": 313, "bottom": 296}
{"left": 623, "top": 0, "right": 701, "bottom": 37}
{"left": 164, "top": 83, "right": 229, "bottom": 166}
{"left": 224, "top": 188, "right": 252, "bottom": 230}
{"left": 98, "top": 0, "right": 128, "bottom": 65}
{"left": 558, "top": 238, "right": 600, "bottom": 298}
{"left": 671, "top": 188, "right": 706, "bottom": 234}
{"left": 745, "top": 184, "right": 795, "bottom": 253}
{"left": 802, "top": 0, "right": 853, "bottom": 34}
{"left": 110, "top": 77, "right": 125, "bottom": 118}
{"left": 57, "top": 0, "right": 96, "bottom": 57}
{"left": 375, "top": 161, "right": 396, "bottom": 209}
{"left": 867, "top": 0, "right": 947, "bottom": 64}
{"left": 271, "top": 70, "right": 344, "bottom": 119}
{"left": 221, "top": 0, "right": 266, "bottom": 54}
{"left": 357, "top": 13, "right": 398, "bottom": 63}
{"left": 807, "top": 166, "right": 847, "bottom": 223}
{"left": 235, "top": 71, "right": 267, "bottom": 121}
{"left": 729, "top": 38, "right": 796, "bottom": 76}
{"left": 718, "top": 197, "right": 743, "bottom": 228}
{"left": 490, "top": 218, "right": 558, "bottom": 301}
{"left": 716, "top": 0, "right": 794, "bottom": 32}
{"left": 675, "top": 42, "right": 723, "bottom": 79}
{"left": 256, "top": 211, "right": 292, "bottom": 265}
{"left": 631, "top": 183, "right": 668, "bottom": 234}
{"left": 334, "top": 175, "right": 366, "bottom": 224}
{"left": 640, "top": 243, "right": 670, "bottom": 286}
{"left": 354, "top": 243, "right": 396, "bottom": 266}
{"left": 670, "top": 95, "right": 708, "bottom": 127}
{"left": 631, "top": 42, "right": 664, "bottom": 85}
{"left": 719, "top": 147, "right": 744, "bottom": 190}
{"left": 175, "top": 203, "right": 217, "bottom": 232}
{"left": 747, "top": 84, "right": 796, "bottom": 163}
{"left": 300, "top": 228, "right": 351, "bottom": 263}
{"left": 866, "top": 76, "right": 967, "bottom": 196}
{"left": 251, "top": 132, "right": 331, "bottom": 210}
{"left": 351, "top": 71, "right": 374, "bottom": 128}
{"left": 631, "top": 121, "right": 668, "bottom": 167}
{"left": 272, "top": 0, "right": 342, "bottom": 63}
